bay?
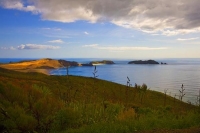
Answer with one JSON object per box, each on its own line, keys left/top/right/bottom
{"left": 50, "top": 58, "right": 200, "bottom": 104}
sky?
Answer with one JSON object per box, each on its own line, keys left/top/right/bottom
{"left": 0, "top": 0, "right": 200, "bottom": 59}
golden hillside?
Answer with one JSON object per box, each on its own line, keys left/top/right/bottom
{"left": 0, "top": 58, "right": 78, "bottom": 74}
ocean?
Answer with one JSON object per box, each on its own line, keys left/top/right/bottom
{"left": 1, "top": 58, "right": 200, "bottom": 104}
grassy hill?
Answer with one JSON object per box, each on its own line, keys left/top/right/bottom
{"left": 0, "top": 67, "right": 199, "bottom": 133}
{"left": 0, "top": 58, "right": 79, "bottom": 74}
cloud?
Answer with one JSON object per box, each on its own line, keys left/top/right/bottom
{"left": 42, "top": 27, "right": 61, "bottom": 31}
{"left": 1, "top": 44, "right": 60, "bottom": 50}
{"left": 84, "top": 31, "right": 89, "bottom": 35}
{"left": 48, "top": 39, "right": 64, "bottom": 43}
{"left": 0, "top": 0, "right": 38, "bottom": 13}
{"left": 0, "top": 46, "right": 16, "bottom": 50}
{"left": 83, "top": 44, "right": 168, "bottom": 51}
{"left": 177, "top": 37, "right": 199, "bottom": 41}
{"left": 97, "top": 46, "right": 168, "bottom": 51}
{"left": 2, "top": 0, "right": 200, "bottom": 35}
{"left": 17, "top": 44, "right": 60, "bottom": 50}
{"left": 83, "top": 44, "right": 99, "bottom": 47}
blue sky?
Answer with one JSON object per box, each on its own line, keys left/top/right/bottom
{"left": 0, "top": 0, "right": 200, "bottom": 58}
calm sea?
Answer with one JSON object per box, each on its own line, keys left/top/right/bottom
{"left": 1, "top": 58, "right": 200, "bottom": 104}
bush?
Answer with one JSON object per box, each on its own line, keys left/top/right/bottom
{"left": 53, "top": 108, "right": 80, "bottom": 131}
{"left": 1, "top": 105, "right": 37, "bottom": 132}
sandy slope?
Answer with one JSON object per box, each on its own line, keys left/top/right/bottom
{"left": 0, "top": 58, "right": 63, "bottom": 75}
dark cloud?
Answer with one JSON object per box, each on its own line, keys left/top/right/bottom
{"left": 1, "top": 0, "right": 200, "bottom": 35}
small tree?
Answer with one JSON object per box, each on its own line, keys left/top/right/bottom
{"left": 179, "top": 84, "right": 185, "bottom": 101}
{"left": 61, "top": 62, "right": 69, "bottom": 77}
{"left": 164, "top": 89, "right": 168, "bottom": 106}
{"left": 135, "top": 83, "right": 137, "bottom": 89}
{"left": 138, "top": 84, "right": 148, "bottom": 104}
{"left": 126, "top": 76, "right": 131, "bottom": 87}
{"left": 66, "top": 65, "right": 69, "bottom": 77}
{"left": 196, "top": 89, "right": 200, "bottom": 106}
{"left": 173, "top": 94, "right": 177, "bottom": 105}
{"left": 125, "top": 76, "right": 131, "bottom": 102}
{"left": 93, "top": 66, "right": 98, "bottom": 78}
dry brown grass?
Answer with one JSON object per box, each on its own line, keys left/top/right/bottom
{"left": 0, "top": 58, "right": 61, "bottom": 75}
{"left": 0, "top": 58, "right": 61, "bottom": 69}
{"left": 16, "top": 69, "right": 50, "bottom": 75}
{"left": 117, "top": 108, "right": 136, "bottom": 121}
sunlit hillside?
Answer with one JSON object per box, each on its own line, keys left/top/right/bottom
{"left": 0, "top": 68, "right": 199, "bottom": 133}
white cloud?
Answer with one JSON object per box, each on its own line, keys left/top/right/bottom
{"left": 1, "top": 44, "right": 60, "bottom": 50}
{"left": 42, "top": 27, "right": 61, "bottom": 31}
{"left": 0, "top": 0, "right": 38, "bottom": 13}
{"left": 84, "top": 31, "right": 89, "bottom": 35}
{"left": 0, "top": 46, "right": 16, "bottom": 50}
{"left": 20, "top": 44, "right": 60, "bottom": 50}
{"left": 2, "top": 0, "right": 200, "bottom": 35}
{"left": 83, "top": 44, "right": 99, "bottom": 47}
{"left": 97, "top": 46, "right": 168, "bottom": 51}
{"left": 42, "top": 28, "right": 51, "bottom": 30}
{"left": 48, "top": 39, "right": 64, "bottom": 43}
{"left": 17, "top": 44, "right": 60, "bottom": 50}
{"left": 83, "top": 44, "right": 168, "bottom": 51}
{"left": 177, "top": 37, "right": 199, "bottom": 41}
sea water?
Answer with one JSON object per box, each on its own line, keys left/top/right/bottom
{"left": 1, "top": 58, "right": 200, "bottom": 104}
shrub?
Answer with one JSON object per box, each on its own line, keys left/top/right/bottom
{"left": 53, "top": 108, "right": 81, "bottom": 131}
{"left": 1, "top": 105, "right": 37, "bottom": 132}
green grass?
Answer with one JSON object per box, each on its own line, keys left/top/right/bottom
{"left": 0, "top": 67, "right": 199, "bottom": 133}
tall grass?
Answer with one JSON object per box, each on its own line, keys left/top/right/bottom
{"left": 65, "top": 106, "right": 200, "bottom": 133}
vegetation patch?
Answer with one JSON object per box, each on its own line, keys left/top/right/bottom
{"left": 0, "top": 68, "right": 199, "bottom": 133}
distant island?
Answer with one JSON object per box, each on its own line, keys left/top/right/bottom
{"left": 81, "top": 63, "right": 93, "bottom": 66}
{"left": 78, "top": 60, "right": 115, "bottom": 66}
{"left": 128, "top": 60, "right": 159, "bottom": 64}
{"left": 89, "top": 60, "right": 115, "bottom": 65}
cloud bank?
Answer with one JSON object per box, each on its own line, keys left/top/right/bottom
{"left": 1, "top": 44, "right": 60, "bottom": 50}
{"left": 18, "top": 44, "right": 60, "bottom": 50}
{"left": 0, "top": 46, "right": 16, "bottom": 50}
{"left": 177, "top": 37, "right": 199, "bottom": 41}
{"left": 1, "top": 0, "right": 200, "bottom": 35}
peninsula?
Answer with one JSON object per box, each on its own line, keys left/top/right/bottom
{"left": 0, "top": 58, "right": 79, "bottom": 74}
